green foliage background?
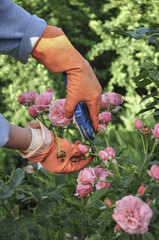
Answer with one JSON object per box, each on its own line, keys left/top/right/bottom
{"left": 0, "top": 1, "right": 159, "bottom": 239}
{"left": 1, "top": 0, "right": 159, "bottom": 170}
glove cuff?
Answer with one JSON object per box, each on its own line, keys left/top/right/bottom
{"left": 19, "top": 120, "right": 52, "bottom": 159}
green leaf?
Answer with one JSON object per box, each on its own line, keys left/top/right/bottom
{"left": 125, "top": 30, "right": 142, "bottom": 39}
{"left": 36, "top": 217, "right": 54, "bottom": 229}
{"left": 152, "top": 110, "right": 159, "bottom": 115}
{"left": 121, "top": 175, "right": 134, "bottom": 187}
{"left": 136, "top": 107, "right": 154, "bottom": 115}
{"left": 54, "top": 174, "right": 66, "bottom": 186}
{"left": 135, "top": 78, "right": 152, "bottom": 87}
{"left": 0, "top": 185, "right": 14, "bottom": 199}
{"left": 15, "top": 193, "right": 25, "bottom": 199}
{"left": 106, "top": 28, "right": 129, "bottom": 36}
{"left": 142, "top": 231, "right": 155, "bottom": 240}
{"left": 145, "top": 101, "right": 157, "bottom": 108}
{"left": 9, "top": 168, "right": 25, "bottom": 189}
{"left": 151, "top": 223, "right": 159, "bottom": 230}
{"left": 149, "top": 69, "right": 159, "bottom": 80}
{"left": 133, "top": 70, "right": 149, "bottom": 81}
{"left": 86, "top": 188, "right": 113, "bottom": 208}
{"left": 36, "top": 202, "right": 54, "bottom": 215}
{"left": 117, "top": 232, "right": 130, "bottom": 240}
{"left": 136, "top": 27, "right": 151, "bottom": 35}
{"left": 22, "top": 185, "right": 42, "bottom": 202}
{"left": 140, "top": 92, "right": 158, "bottom": 103}
{"left": 144, "top": 36, "right": 158, "bottom": 44}
{"left": 139, "top": 62, "right": 157, "bottom": 69}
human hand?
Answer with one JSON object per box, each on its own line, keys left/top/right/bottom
{"left": 20, "top": 120, "right": 93, "bottom": 174}
{"left": 32, "top": 25, "right": 102, "bottom": 132}
{"left": 29, "top": 134, "right": 93, "bottom": 174}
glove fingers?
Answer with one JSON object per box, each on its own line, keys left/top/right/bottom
{"left": 65, "top": 92, "right": 79, "bottom": 119}
{"left": 87, "top": 99, "right": 101, "bottom": 133}
{"left": 67, "top": 156, "right": 93, "bottom": 173}
{"left": 59, "top": 140, "right": 93, "bottom": 173}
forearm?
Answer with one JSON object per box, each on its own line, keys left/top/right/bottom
{"left": 0, "top": 0, "right": 46, "bottom": 64}
{"left": 4, "top": 123, "right": 32, "bottom": 150}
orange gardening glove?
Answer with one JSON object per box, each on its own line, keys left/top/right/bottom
{"left": 28, "top": 133, "right": 93, "bottom": 174}
{"left": 31, "top": 25, "right": 102, "bottom": 132}
{"left": 20, "top": 120, "right": 93, "bottom": 174}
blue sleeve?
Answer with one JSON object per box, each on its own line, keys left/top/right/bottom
{"left": 0, "top": 114, "right": 9, "bottom": 148}
{"left": 0, "top": 0, "right": 47, "bottom": 64}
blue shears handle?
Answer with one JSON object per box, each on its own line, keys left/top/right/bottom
{"left": 63, "top": 72, "right": 95, "bottom": 140}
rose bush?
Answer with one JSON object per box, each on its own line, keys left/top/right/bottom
{"left": 1, "top": 86, "right": 158, "bottom": 240}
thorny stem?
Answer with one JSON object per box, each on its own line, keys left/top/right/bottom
{"left": 149, "top": 140, "right": 157, "bottom": 158}
{"left": 112, "top": 161, "right": 129, "bottom": 171}
{"left": 4, "top": 167, "right": 16, "bottom": 186}
{"left": 80, "top": 197, "right": 85, "bottom": 240}
{"left": 139, "top": 136, "right": 156, "bottom": 178}
{"left": 113, "top": 162, "right": 121, "bottom": 178}
{"left": 104, "top": 134, "right": 109, "bottom": 147}
{"left": 140, "top": 133, "right": 146, "bottom": 155}
{"left": 53, "top": 128, "right": 61, "bottom": 151}
{"left": 139, "top": 155, "right": 148, "bottom": 178}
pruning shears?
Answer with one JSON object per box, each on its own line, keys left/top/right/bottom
{"left": 63, "top": 72, "right": 98, "bottom": 154}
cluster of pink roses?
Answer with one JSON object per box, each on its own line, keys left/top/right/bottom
{"left": 135, "top": 117, "right": 159, "bottom": 140}
{"left": 18, "top": 90, "right": 71, "bottom": 127}
{"left": 97, "top": 92, "right": 123, "bottom": 132}
{"left": 75, "top": 166, "right": 112, "bottom": 198}
{"left": 99, "top": 147, "right": 115, "bottom": 161}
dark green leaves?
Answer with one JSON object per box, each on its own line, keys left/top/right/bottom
{"left": 108, "top": 27, "right": 159, "bottom": 44}
{"left": 0, "top": 168, "right": 25, "bottom": 199}
{"left": 86, "top": 188, "right": 114, "bottom": 208}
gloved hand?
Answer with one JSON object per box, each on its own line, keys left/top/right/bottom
{"left": 20, "top": 121, "right": 93, "bottom": 174}
{"left": 31, "top": 25, "right": 102, "bottom": 132}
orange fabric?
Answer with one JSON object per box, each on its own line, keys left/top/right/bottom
{"left": 28, "top": 132, "right": 93, "bottom": 174}
{"left": 32, "top": 25, "right": 102, "bottom": 132}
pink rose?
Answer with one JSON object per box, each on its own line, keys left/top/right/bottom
{"left": 75, "top": 183, "right": 94, "bottom": 198}
{"left": 101, "top": 92, "right": 123, "bottom": 109}
{"left": 99, "top": 150, "right": 109, "bottom": 160}
{"left": 95, "top": 171, "right": 111, "bottom": 190}
{"left": 78, "top": 144, "right": 89, "bottom": 155}
{"left": 114, "top": 224, "right": 121, "bottom": 233}
{"left": 107, "top": 92, "right": 123, "bottom": 106}
{"left": 35, "top": 89, "right": 54, "bottom": 111}
{"left": 147, "top": 165, "right": 159, "bottom": 180}
{"left": 137, "top": 185, "right": 146, "bottom": 196}
{"left": 28, "top": 105, "right": 39, "bottom": 118}
{"left": 112, "top": 195, "right": 153, "bottom": 234}
{"left": 77, "top": 167, "right": 96, "bottom": 185}
{"left": 18, "top": 91, "right": 38, "bottom": 104}
{"left": 97, "top": 124, "right": 107, "bottom": 133}
{"left": 94, "top": 165, "right": 112, "bottom": 178}
{"left": 49, "top": 99, "right": 71, "bottom": 127}
{"left": 99, "top": 111, "right": 112, "bottom": 124}
{"left": 101, "top": 93, "right": 110, "bottom": 109}
{"left": 105, "top": 147, "right": 116, "bottom": 159}
{"left": 135, "top": 118, "right": 143, "bottom": 130}
{"left": 151, "top": 123, "right": 159, "bottom": 139}
{"left": 104, "top": 198, "right": 113, "bottom": 208}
